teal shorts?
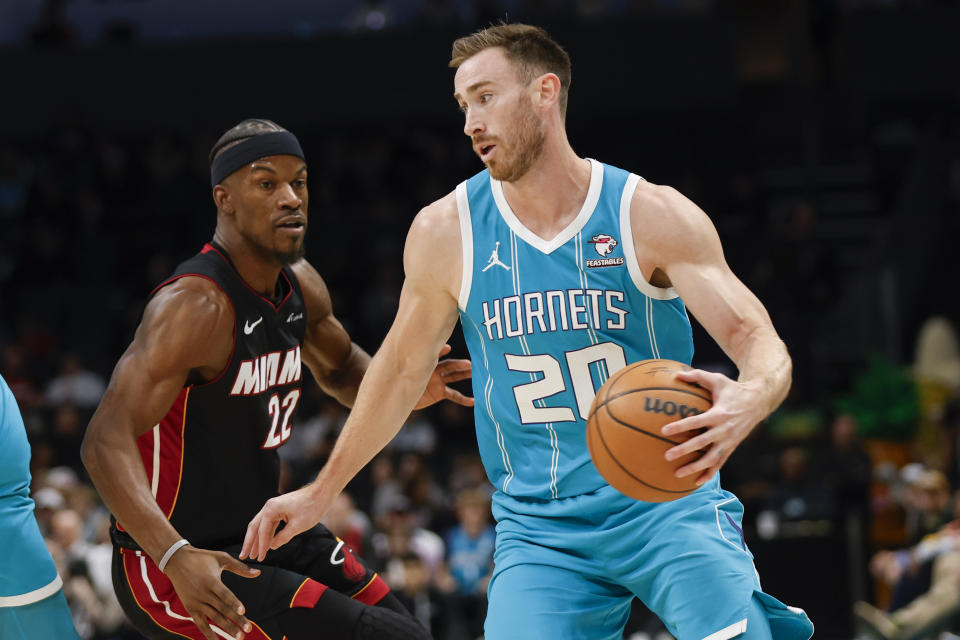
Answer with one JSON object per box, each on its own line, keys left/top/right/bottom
{"left": 0, "top": 589, "right": 80, "bottom": 639}
{"left": 485, "top": 482, "right": 814, "bottom": 640}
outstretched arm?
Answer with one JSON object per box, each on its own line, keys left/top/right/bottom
{"left": 630, "top": 182, "right": 791, "bottom": 484}
{"left": 81, "top": 279, "right": 260, "bottom": 640}
{"left": 292, "top": 258, "right": 472, "bottom": 409}
{"left": 242, "top": 195, "right": 465, "bottom": 561}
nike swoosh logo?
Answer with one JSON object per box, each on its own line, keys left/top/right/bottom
{"left": 243, "top": 317, "right": 263, "bottom": 335}
{"left": 329, "top": 540, "right": 345, "bottom": 565}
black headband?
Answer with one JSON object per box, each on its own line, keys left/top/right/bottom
{"left": 209, "top": 131, "right": 305, "bottom": 188}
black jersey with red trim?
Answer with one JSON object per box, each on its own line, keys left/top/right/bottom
{"left": 118, "top": 242, "right": 308, "bottom": 548}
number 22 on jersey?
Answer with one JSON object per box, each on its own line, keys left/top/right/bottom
{"left": 262, "top": 388, "right": 300, "bottom": 448}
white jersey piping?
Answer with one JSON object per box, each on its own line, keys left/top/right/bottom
{"left": 491, "top": 159, "right": 604, "bottom": 255}
{"left": 455, "top": 181, "right": 474, "bottom": 310}
{"left": 700, "top": 618, "right": 748, "bottom": 640}
{"left": 0, "top": 574, "right": 63, "bottom": 607}
{"left": 619, "top": 173, "right": 679, "bottom": 300}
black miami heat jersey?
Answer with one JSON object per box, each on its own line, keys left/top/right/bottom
{"left": 120, "top": 242, "right": 308, "bottom": 548}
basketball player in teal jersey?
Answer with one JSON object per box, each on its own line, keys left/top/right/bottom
{"left": 242, "top": 24, "right": 815, "bottom": 640}
{"left": 0, "top": 374, "right": 81, "bottom": 639}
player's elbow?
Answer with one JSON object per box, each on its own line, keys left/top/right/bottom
{"left": 80, "top": 418, "right": 109, "bottom": 477}
{"left": 79, "top": 430, "right": 98, "bottom": 474}
{"left": 391, "top": 342, "right": 438, "bottom": 387}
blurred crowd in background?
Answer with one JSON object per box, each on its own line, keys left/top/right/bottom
{"left": 3, "top": 1, "right": 960, "bottom": 639}
{"left": 4, "top": 0, "right": 960, "bottom": 47}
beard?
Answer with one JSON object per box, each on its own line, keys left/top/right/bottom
{"left": 273, "top": 242, "right": 306, "bottom": 265}
{"left": 482, "top": 95, "right": 546, "bottom": 182}
{"left": 242, "top": 227, "right": 307, "bottom": 266}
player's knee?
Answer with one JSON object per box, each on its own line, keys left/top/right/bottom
{"left": 276, "top": 580, "right": 428, "bottom": 640}
{"left": 355, "top": 606, "right": 431, "bottom": 640}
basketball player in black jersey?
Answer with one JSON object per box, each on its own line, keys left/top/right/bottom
{"left": 81, "top": 119, "right": 472, "bottom": 640}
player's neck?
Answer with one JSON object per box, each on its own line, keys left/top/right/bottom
{"left": 212, "top": 231, "right": 284, "bottom": 298}
{"left": 500, "top": 138, "right": 590, "bottom": 240}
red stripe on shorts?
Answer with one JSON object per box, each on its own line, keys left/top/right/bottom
{"left": 289, "top": 578, "right": 327, "bottom": 609}
{"left": 352, "top": 574, "right": 390, "bottom": 606}
{"left": 121, "top": 548, "right": 270, "bottom": 640}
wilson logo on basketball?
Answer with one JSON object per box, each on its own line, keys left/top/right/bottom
{"left": 643, "top": 397, "right": 703, "bottom": 418}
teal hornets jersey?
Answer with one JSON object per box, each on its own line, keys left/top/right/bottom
{"left": 0, "top": 374, "right": 62, "bottom": 604}
{"left": 457, "top": 159, "right": 694, "bottom": 500}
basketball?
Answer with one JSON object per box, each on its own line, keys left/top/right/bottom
{"left": 586, "top": 359, "right": 713, "bottom": 502}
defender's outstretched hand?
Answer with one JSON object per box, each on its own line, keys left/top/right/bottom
{"left": 659, "top": 368, "right": 767, "bottom": 486}
{"left": 163, "top": 545, "right": 260, "bottom": 640}
{"left": 414, "top": 344, "right": 473, "bottom": 409}
{"left": 240, "top": 485, "right": 326, "bottom": 563}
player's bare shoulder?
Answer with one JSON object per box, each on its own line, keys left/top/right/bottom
{"left": 405, "top": 190, "right": 462, "bottom": 298}
{"left": 289, "top": 259, "right": 333, "bottom": 321}
{"left": 138, "top": 276, "right": 235, "bottom": 377}
{"left": 629, "top": 179, "right": 722, "bottom": 267}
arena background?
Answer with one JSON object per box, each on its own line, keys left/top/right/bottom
{"left": 1, "top": 1, "right": 959, "bottom": 639}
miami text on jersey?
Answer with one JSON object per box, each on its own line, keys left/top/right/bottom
{"left": 230, "top": 346, "right": 302, "bottom": 396}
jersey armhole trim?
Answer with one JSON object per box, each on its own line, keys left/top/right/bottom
{"left": 0, "top": 574, "right": 63, "bottom": 607}
{"left": 620, "top": 173, "right": 680, "bottom": 301}
{"left": 456, "top": 181, "right": 474, "bottom": 311}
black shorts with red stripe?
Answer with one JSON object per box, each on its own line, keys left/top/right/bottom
{"left": 112, "top": 524, "right": 390, "bottom": 640}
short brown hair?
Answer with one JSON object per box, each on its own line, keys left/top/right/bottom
{"left": 450, "top": 23, "right": 572, "bottom": 116}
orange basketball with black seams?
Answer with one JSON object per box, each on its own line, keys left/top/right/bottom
{"left": 586, "top": 359, "right": 712, "bottom": 502}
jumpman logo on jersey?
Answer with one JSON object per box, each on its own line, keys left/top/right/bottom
{"left": 482, "top": 241, "right": 511, "bottom": 272}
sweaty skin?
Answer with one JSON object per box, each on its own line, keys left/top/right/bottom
{"left": 240, "top": 46, "right": 790, "bottom": 561}
{"left": 82, "top": 155, "right": 472, "bottom": 640}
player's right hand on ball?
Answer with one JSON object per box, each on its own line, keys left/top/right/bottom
{"left": 164, "top": 545, "right": 260, "bottom": 640}
{"left": 241, "top": 485, "right": 328, "bottom": 562}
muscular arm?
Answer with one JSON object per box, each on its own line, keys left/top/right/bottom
{"left": 314, "top": 200, "right": 462, "bottom": 495}
{"left": 632, "top": 182, "right": 791, "bottom": 479}
{"left": 81, "top": 278, "right": 234, "bottom": 561}
{"left": 81, "top": 278, "right": 257, "bottom": 639}
{"left": 291, "top": 260, "right": 371, "bottom": 407}
{"left": 242, "top": 194, "right": 464, "bottom": 559}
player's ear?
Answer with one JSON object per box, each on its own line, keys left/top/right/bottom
{"left": 536, "top": 73, "right": 561, "bottom": 111}
{"left": 213, "top": 184, "right": 234, "bottom": 215}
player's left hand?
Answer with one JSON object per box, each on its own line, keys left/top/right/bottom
{"left": 240, "top": 484, "right": 327, "bottom": 563}
{"left": 414, "top": 344, "right": 473, "bottom": 409}
{"left": 659, "top": 368, "right": 767, "bottom": 486}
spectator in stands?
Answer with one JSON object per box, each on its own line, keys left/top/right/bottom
{"left": 49, "top": 404, "right": 86, "bottom": 473}
{"left": 373, "top": 494, "right": 445, "bottom": 581}
{"left": 762, "top": 445, "right": 834, "bottom": 524}
{"left": 820, "top": 412, "right": 872, "bottom": 519}
{"left": 397, "top": 452, "right": 447, "bottom": 531}
{"left": 369, "top": 454, "right": 404, "bottom": 525}
{"left": 393, "top": 552, "right": 464, "bottom": 640}
{"left": 855, "top": 488, "right": 960, "bottom": 640}
{"left": 390, "top": 410, "right": 439, "bottom": 457}
{"left": 444, "top": 487, "right": 495, "bottom": 640}
{"left": 45, "top": 352, "right": 106, "bottom": 409}
{"left": 50, "top": 509, "right": 127, "bottom": 638}
{"left": 2, "top": 343, "right": 42, "bottom": 410}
